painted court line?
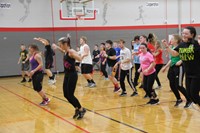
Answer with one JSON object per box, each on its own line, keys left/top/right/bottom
{"left": 0, "top": 85, "right": 90, "bottom": 133}
{"left": 18, "top": 83, "right": 148, "bottom": 133}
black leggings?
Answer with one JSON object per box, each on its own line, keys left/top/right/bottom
{"left": 186, "top": 77, "right": 200, "bottom": 106}
{"left": 143, "top": 72, "right": 157, "bottom": 98}
{"left": 101, "top": 63, "right": 108, "bottom": 78}
{"left": 167, "top": 65, "right": 190, "bottom": 101}
{"left": 63, "top": 72, "right": 81, "bottom": 109}
{"left": 155, "top": 64, "right": 163, "bottom": 86}
{"left": 133, "top": 64, "right": 140, "bottom": 85}
{"left": 120, "top": 68, "right": 136, "bottom": 92}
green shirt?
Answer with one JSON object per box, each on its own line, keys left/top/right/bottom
{"left": 170, "top": 46, "right": 181, "bottom": 67}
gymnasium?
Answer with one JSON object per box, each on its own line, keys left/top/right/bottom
{"left": 0, "top": 0, "right": 200, "bottom": 133}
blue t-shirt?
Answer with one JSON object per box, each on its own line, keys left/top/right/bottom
{"left": 114, "top": 47, "right": 121, "bottom": 62}
{"left": 133, "top": 43, "right": 140, "bottom": 64}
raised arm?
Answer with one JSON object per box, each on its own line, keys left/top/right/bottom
{"left": 162, "top": 39, "right": 179, "bottom": 56}
{"left": 34, "top": 37, "right": 50, "bottom": 46}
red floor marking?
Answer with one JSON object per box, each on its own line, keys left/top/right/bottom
{"left": 0, "top": 86, "right": 90, "bottom": 133}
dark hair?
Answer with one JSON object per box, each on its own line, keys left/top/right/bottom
{"left": 185, "top": 26, "right": 197, "bottom": 39}
{"left": 58, "top": 37, "right": 71, "bottom": 48}
{"left": 140, "top": 43, "right": 151, "bottom": 52}
{"left": 147, "top": 33, "right": 154, "bottom": 40}
{"left": 134, "top": 35, "right": 140, "bottom": 41}
{"left": 119, "top": 39, "right": 125, "bottom": 44}
{"left": 95, "top": 44, "right": 98, "bottom": 47}
{"left": 106, "top": 40, "right": 113, "bottom": 46}
{"left": 21, "top": 44, "right": 25, "bottom": 46}
{"left": 29, "top": 44, "right": 39, "bottom": 51}
{"left": 101, "top": 42, "right": 105, "bottom": 46}
{"left": 141, "top": 35, "right": 148, "bottom": 40}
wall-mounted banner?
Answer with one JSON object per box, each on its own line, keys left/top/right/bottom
{"left": 0, "top": 3, "right": 11, "bottom": 9}
{"left": 146, "top": 2, "right": 159, "bottom": 8}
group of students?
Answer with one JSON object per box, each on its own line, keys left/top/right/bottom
{"left": 17, "top": 26, "right": 200, "bottom": 120}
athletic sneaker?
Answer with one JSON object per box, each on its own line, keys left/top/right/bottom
{"left": 85, "top": 83, "right": 92, "bottom": 87}
{"left": 113, "top": 87, "right": 120, "bottom": 93}
{"left": 119, "top": 92, "right": 127, "bottom": 97}
{"left": 146, "top": 99, "right": 154, "bottom": 104}
{"left": 184, "top": 101, "right": 192, "bottom": 108}
{"left": 21, "top": 78, "right": 26, "bottom": 83}
{"left": 89, "top": 83, "right": 96, "bottom": 88}
{"left": 39, "top": 98, "right": 50, "bottom": 106}
{"left": 105, "top": 78, "right": 109, "bottom": 81}
{"left": 130, "top": 91, "right": 138, "bottom": 97}
{"left": 28, "top": 79, "right": 32, "bottom": 82}
{"left": 73, "top": 109, "right": 79, "bottom": 119}
{"left": 150, "top": 99, "right": 159, "bottom": 105}
{"left": 143, "top": 94, "right": 149, "bottom": 99}
{"left": 77, "top": 108, "right": 86, "bottom": 120}
{"left": 48, "top": 79, "right": 56, "bottom": 85}
{"left": 174, "top": 99, "right": 183, "bottom": 107}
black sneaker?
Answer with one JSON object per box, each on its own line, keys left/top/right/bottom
{"left": 119, "top": 92, "right": 127, "bottom": 97}
{"left": 174, "top": 99, "right": 183, "bottom": 107}
{"left": 73, "top": 109, "right": 79, "bottom": 119}
{"left": 143, "top": 94, "right": 149, "bottom": 99}
{"left": 28, "top": 79, "right": 32, "bottom": 82}
{"left": 146, "top": 99, "right": 154, "bottom": 104}
{"left": 21, "top": 78, "right": 26, "bottom": 83}
{"left": 184, "top": 101, "right": 192, "bottom": 108}
{"left": 130, "top": 91, "right": 138, "bottom": 97}
{"left": 77, "top": 108, "right": 86, "bottom": 120}
{"left": 150, "top": 99, "right": 159, "bottom": 105}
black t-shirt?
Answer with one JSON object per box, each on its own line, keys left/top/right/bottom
{"left": 20, "top": 50, "right": 28, "bottom": 62}
{"left": 106, "top": 48, "right": 117, "bottom": 67}
{"left": 45, "top": 45, "right": 55, "bottom": 62}
{"left": 63, "top": 52, "right": 76, "bottom": 74}
{"left": 174, "top": 40, "right": 200, "bottom": 78}
{"left": 93, "top": 50, "right": 100, "bottom": 62}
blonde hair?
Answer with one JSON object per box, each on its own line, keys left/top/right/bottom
{"left": 172, "top": 34, "right": 182, "bottom": 44}
{"left": 80, "top": 36, "right": 87, "bottom": 43}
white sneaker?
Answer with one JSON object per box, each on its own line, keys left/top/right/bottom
{"left": 48, "top": 79, "right": 56, "bottom": 85}
{"left": 89, "top": 83, "right": 96, "bottom": 88}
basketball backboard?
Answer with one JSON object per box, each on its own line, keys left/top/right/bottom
{"left": 60, "top": 0, "right": 96, "bottom": 20}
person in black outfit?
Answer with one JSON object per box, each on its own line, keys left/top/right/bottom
{"left": 163, "top": 26, "right": 200, "bottom": 108}
{"left": 92, "top": 44, "right": 100, "bottom": 71}
{"left": 54, "top": 37, "right": 86, "bottom": 119}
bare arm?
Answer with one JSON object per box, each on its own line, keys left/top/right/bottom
{"left": 52, "top": 43, "right": 65, "bottom": 53}
{"left": 152, "top": 50, "right": 160, "bottom": 57}
{"left": 162, "top": 39, "right": 179, "bottom": 56}
{"left": 69, "top": 49, "right": 82, "bottom": 62}
{"left": 146, "top": 61, "right": 156, "bottom": 72}
{"left": 18, "top": 56, "right": 22, "bottom": 64}
{"left": 161, "top": 60, "right": 171, "bottom": 73}
{"left": 34, "top": 37, "right": 50, "bottom": 46}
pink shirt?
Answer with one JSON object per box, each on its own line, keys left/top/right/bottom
{"left": 139, "top": 52, "right": 155, "bottom": 76}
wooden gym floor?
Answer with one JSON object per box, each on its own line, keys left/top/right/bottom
{"left": 0, "top": 72, "right": 200, "bottom": 133}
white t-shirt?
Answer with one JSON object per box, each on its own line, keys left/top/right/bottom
{"left": 120, "top": 47, "right": 132, "bottom": 70}
{"left": 80, "top": 44, "right": 92, "bottom": 65}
